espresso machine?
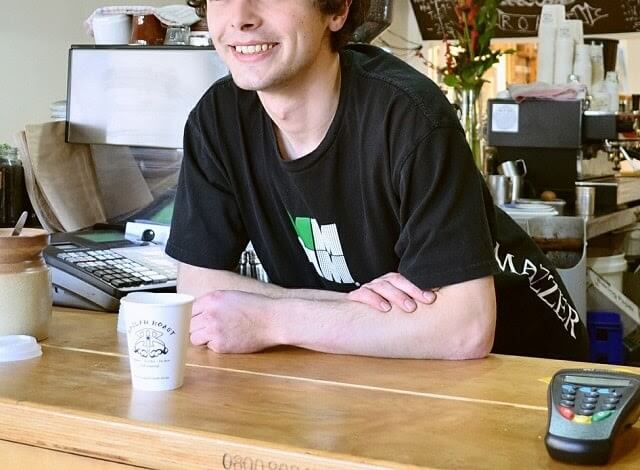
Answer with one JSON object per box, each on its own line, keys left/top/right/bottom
{"left": 486, "top": 98, "right": 640, "bottom": 214}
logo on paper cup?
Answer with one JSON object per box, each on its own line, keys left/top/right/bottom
{"left": 133, "top": 328, "right": 169, "bottom": 358}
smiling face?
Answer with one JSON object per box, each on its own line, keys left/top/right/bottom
{"left": 206, "top": 0, "right": 348, "bottom": 92}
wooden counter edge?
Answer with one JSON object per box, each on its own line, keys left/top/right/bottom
{"left": 0, "top": 398, "right": 421, "bottom": 470}
{"left": 0, "top": 439, "right": 134, "bottom": 469}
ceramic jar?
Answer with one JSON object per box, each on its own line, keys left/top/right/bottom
{"left": 0, "top": 228, "right": 52, "bottom": 340}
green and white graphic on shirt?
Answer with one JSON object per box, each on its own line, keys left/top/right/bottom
{"left": 290, "top": 215, "right": 355, "bottom": 284}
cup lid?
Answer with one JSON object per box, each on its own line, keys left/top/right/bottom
{"left": 0, "top": 335, "right": 42, "bottom": 362}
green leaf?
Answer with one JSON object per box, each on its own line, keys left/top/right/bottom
{"left": 443, "top": 74, "right": 461, "bottom": 88}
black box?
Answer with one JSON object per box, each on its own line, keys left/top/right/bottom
{"left": 487, "top": 99, "right": 583, "bottom": 149}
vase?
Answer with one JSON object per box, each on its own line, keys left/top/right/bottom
{"left": 459, "top": 87, "right": 483, "bottom": 170}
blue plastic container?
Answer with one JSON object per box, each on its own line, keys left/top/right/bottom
{"left": 587, "top": 311, "right": 625, "bottom": 365}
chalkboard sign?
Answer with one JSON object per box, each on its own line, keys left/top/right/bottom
{"left": 410, "top": 0, "right": 640, "bottom": 40}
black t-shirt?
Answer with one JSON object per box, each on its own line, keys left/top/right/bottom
{"left": 167, "top": 44, "right": 588, "bottom": 361}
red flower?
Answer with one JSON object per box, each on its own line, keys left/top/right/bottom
{"left": 467, "top": 5, "right": 479, "bottom": 28}
{"left": 427, "top": 0, "right": 512, "bottom": 91}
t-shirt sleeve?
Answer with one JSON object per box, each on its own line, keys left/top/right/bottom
{"left": 394, "top": 125, "right": 498, "bottom": 289}
{"left": 165, "top": 117, "right": 249, "bottom": 270}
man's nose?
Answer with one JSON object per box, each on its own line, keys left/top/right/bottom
{"left": 229, "top": 0, "right": 261, "bottom": 31}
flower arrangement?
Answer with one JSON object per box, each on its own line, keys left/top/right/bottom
{"left": 439, "top": 0, "right": 511, "bottom": 92}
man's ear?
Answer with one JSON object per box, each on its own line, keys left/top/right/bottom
{"left": 328, "top": 0, "right": 352, "bottom": 32}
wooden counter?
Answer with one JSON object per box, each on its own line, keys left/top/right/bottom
{"left": 1, "top": 307, "right": 640, "bottom": 469}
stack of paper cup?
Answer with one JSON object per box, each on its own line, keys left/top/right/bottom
{"left": 537, "top": 5, "right": 565, "bottom": 84}
{"left": 573, "top": 44, "right": 592, "bottom": 91}
{"left": 590, "top": 43, "right": 605, "bottom": 86}
{"left": 566, "top": 20, "right": 584, "bottom": 46}
{"left": 554, "top": 22, "right": 575, "bottom": 84}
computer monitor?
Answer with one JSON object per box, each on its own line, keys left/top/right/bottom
{"left": 66, "top": 45, "right": 228, "bottom": 149}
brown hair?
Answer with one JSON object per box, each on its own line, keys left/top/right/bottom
{"left": 186, "top": 0, "right": 370, "bottom": 51}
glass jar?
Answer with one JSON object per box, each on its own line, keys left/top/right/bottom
{"left": 164, "top": 25, "right": 190, "bottom": 46}
{"left": 130, "top": 14, "right": 166, "bottom": 46}
{"left": 0, "top": 228, "right": 52, "bottom": 340}
{"left": 0, "top": 146, "right": 27, "bottom": 228}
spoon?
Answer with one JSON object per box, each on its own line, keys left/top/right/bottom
{"left": 11, "top": 211, "right": 28, "bottom": 236}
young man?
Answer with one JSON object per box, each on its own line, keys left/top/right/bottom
{"left": 167, "top": 0, "right": 588, "bottom": 360}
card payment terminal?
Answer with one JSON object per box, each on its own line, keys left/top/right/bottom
{"left": 44, "top": 228, "right": 177, "bottom": 312}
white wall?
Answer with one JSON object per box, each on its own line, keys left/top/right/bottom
{"left": 385, "top": 0, "right": 435, "bottom": 78}
{"left": 0, "top": 0, "right": 171, "bottom": 145}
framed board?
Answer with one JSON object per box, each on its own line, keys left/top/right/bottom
{"left": 410, "top": 0, "right": 640, "bottom": 40}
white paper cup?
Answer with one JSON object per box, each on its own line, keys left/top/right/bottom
{"left": 92, "top": 13, "right": 131, "bottom": 45}
{"left": 121, "top": 292, "right": 194, "bottom": 391}
{"left": 117, "top": 302, "right": 127, "bottom": 333}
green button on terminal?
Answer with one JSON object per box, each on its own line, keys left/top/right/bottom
{"left": 592, "top": 411, "right": 613, "bottom": 422}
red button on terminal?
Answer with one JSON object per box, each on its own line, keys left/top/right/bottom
{"left": 558, "top": 406, "right": 575, "bottom": 420}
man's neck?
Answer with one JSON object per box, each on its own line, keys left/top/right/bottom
{"left": 258, "top": 51, "right": 342, "bottom": 161}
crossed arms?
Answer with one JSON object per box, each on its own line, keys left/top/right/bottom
{"left": 177, "top": 264, "right": 496, "bottom": 360}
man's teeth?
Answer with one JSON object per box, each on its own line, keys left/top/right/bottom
{"left": 234, "top": 44, "right": 274, "bottom": 54}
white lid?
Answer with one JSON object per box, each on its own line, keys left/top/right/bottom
{"left": 0, "top": 335, "right": 42, "bottom": 362}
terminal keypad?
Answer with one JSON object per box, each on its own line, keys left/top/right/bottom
{"left": 56, "top": 249, "right": 176, "bottom": 288}
{"left": 557, "top": 384, "right": 623, "bottom": 424}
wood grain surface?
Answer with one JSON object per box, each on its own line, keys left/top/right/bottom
{"left": 0, "top": 308, "right": 639, "bottom": 469}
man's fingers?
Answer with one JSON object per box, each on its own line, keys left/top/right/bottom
{"left": 347, "top": 272, "right": 439, "bottom": 313}
{"left": 190, "top": 328, "right": 210, "bottom": 346}
{"left": 192, "top": 296, "right": 207, "bottom": 316}
{"left": 190, "top": 312, "right": 209, "bottom": 333}
{"left": 422, "top": 289, "right": 437, "bottom": 304}
{"left": 193, "top": 290, "right": 225, "bottom": 316}
{"left": 381, "top": 273, "right": 436, "bottom": 305}
{"left": 346, "top": 288, "right": 391, "bottom": 312}
{"left": 367, "top": 279, "right": 416, "bottom": 312}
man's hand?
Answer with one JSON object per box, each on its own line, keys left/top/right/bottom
{"left": 190, "top": 290, "right": 279, "bottom": 353}
{"left": 347, "top": 272, "right": 437, "bottom": 313}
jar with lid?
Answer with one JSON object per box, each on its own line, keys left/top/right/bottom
{"left": 0, "top": 228, "right": 52, "bottom": 340}
{"left": 0, "top": 145, "right": 27, "bottom": 228}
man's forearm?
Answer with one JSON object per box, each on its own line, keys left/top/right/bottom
{"left": 181, "top": 263, "right": 495, "bottom": 360}
{"left": 177, "top": 263, "right": 345, "bottom": 301}
{"left": 267, "top": 277, "right": 496, "bottom": 360}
